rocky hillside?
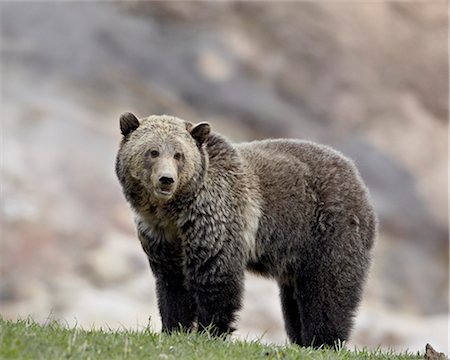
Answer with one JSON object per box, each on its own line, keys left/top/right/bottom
{"left": 0, "top": 1, "right": 448, "bottom": 354}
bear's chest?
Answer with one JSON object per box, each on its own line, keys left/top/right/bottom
{"left": 136, "top": 212, "right": 181, "bottom": 244}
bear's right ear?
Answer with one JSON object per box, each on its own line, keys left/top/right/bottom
{"left": 120, "top": 112, "right": 140, "bottom": 136}
{"left": 190, "top": 122, "right": 211, "bottom": 146}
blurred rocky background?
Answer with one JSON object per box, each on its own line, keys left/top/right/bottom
{"left": 0, "top": 1, "right": 448, "bottom": 354}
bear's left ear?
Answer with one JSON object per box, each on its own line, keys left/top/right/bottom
{"left": 120, "top": 112, "right": 140, "bottom": 136}
{"left": 190, "top": 122, "right": 211, "bottom": 146}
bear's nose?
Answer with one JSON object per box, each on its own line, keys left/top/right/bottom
{"left": 159, "top": 176, "right": 175, "bottom": 185}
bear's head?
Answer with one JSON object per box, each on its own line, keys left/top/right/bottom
{"left": 116, "top": 112, "right": 210, "bottom": 204}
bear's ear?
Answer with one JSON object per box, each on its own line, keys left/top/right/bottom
{"left": 120, "top": 112, "right": 140, "bottom": 136}
{"left": 190, "top": 122, "right": 210, "bottom": 146}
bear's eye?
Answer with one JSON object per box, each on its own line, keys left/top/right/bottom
{"left": 149, "top": 150, "right": 160, "bottom": 158}
{"left": 174, "top": 152, "right": 183, "bottom": 161}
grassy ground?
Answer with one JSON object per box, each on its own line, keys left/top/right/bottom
{"left": 0, "top": 318, "right": 422, "bottom": 360}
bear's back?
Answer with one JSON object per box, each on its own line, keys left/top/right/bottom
{"left": 236, "top": 139, "right": 365, "bottom": 204}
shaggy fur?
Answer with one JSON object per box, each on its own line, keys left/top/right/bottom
{"left": 115, "top": 113, "right": 377, "bottom": 348}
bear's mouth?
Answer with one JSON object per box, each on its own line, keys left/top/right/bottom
{"left": 154, "top": 187, "right": 174, "bottom": 199}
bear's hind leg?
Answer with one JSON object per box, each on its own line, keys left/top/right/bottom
{"left": 291, "top": 205, "right": 373, "bottom": 348}
{"left": 293, "top": 257, "right": 366, "bottom": 348}
{"left": 279, "top": 283, "right": 303, "bottom": 345}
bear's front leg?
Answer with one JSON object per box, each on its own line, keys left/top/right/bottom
{"left": 185, "top": 241, "right": 245, "bottom": 335}
{"left": 153, "top": 266, "right": 197, "bottom": 332}
{"left": 138, "top": 230, "right": 197, "bottom": 332}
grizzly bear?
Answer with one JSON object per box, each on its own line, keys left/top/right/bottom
{"left": 115, "top": 112, "right": 377, "bottom": 348}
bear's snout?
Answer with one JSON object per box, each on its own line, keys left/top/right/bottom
{"left": 159, "top": 175, "right": 175, "bottom": 185}
{"left": 151, "top": 160, "right": 179, "bottom": 201}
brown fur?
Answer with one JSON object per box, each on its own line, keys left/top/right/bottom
{"left": 115, "top": 114, "right": 377, "bottom": 347}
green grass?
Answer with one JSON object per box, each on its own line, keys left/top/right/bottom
{"left": 0, "top": 318, "right": 422, "bottom": 360}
